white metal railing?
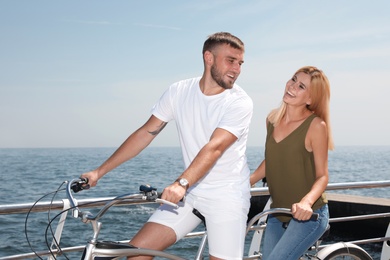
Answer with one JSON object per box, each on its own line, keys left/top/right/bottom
{"left": 0, "top": 180, "right": 389, "bottom": 260}
{"left": 2, "top": 180, "right": 390, "bottom": 215}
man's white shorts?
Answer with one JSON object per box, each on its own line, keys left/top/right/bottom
{"left": 148, "top": 192, "right": 250, "bottom": 259}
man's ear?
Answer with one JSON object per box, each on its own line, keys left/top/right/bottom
{"left": 204, "top": 50, "right": 214, "bottom": 65}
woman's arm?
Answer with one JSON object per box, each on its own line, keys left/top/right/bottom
{"left": 250, "top": 160, "right": 266, "bottom": 186}
{"left": 292, "top": 117, "right": 329, "bottom": 220}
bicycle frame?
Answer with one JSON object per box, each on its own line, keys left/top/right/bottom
{"left": 82, "top": 242, "right": 186, "bottom": 260}
{"left": 63, "top": 179, "right": 207, "bottom": 260}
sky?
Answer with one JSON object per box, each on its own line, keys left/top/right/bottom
{"left": 1, "top": 1, "right": 390, "bottom": 148}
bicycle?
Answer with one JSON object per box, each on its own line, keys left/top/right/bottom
{"left": 26, "top": 178, "right": 375, "bottom": 259}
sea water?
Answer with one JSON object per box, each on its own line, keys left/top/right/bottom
{"left": 0, "top": 146, "right": 389, "bottom": 259}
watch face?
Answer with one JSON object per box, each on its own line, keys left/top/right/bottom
{"left": 179, "top": 178, "right": 188, "bottom": 186}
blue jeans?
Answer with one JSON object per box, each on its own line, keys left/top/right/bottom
{"left": 262, "top": 204, "right": 329, "bottom": 260}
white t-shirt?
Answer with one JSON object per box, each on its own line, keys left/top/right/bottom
{"left": 152, "top": 77, "right": 253, "bottom": 200}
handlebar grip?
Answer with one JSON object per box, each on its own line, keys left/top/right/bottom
{"left": 311, "top": 212, "right": 320, "bottom": 221}
{"left": 71, "top": 177, "right": 90, "bottom": 193}
{"left": 156, "top": 191, "right": 185, "bottom": 203}
{"left": 139, "top": 184, "right": 183, "bottom": 207}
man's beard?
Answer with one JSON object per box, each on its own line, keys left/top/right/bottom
{"left": 210, "top": 64, "right": 234, "bottom": 90}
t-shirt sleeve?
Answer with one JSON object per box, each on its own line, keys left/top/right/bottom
{"left": 218, "top": 95, "right": 253, "bottom": 139}
{"left": 151, "top": 85, "right": 174, "bottom": 123}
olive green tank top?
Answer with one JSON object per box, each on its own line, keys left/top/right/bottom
{"left": 265, "top": 114, "right": 327, "bottom": 221}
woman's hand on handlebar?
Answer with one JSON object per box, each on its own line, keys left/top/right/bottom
{"left": 80, "top": 170, "right": 100, "bottom": 187}
{"left": 291, "top": 202, "right": 314, "bottom": 221}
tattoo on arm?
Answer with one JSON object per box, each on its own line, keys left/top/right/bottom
{"left": 148, "top": 122, "right": 167, "bottom": 136}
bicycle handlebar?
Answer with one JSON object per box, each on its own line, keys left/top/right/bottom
{"left": 66, "top": 178, "right": 88, "bottom": 218}
{"left": 70, "top": 177, "right": 90, "bottom": 193}
{"left": 66, "top": 179, "right": 319, "bottom": 229}
{"left": 65, "top": 178, "right": 179, "bottom": 222}
{"left": 246, "top": 208, "right": 320, "bottom": 234}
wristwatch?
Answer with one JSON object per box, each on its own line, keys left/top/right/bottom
{"left": 176, "top": 178, "right": 189, "bottom": 190}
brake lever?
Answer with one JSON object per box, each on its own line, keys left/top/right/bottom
{"left": 155, "top": 198, "right": 179, "bottom": 209}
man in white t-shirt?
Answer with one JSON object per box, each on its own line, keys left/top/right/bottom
{"left": 82, "top": 32, "right": 253, "bottom": 260}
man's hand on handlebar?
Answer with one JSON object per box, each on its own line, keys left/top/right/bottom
{"left": 161, "top": 182, "right": 187, "bottom": 204}
{"left": 80, "top": 170, "right": 100, "bottom": 187}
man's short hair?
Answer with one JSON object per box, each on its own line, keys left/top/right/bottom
{"left": 202, "top": 32, "right": 244, "bottom": 54}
